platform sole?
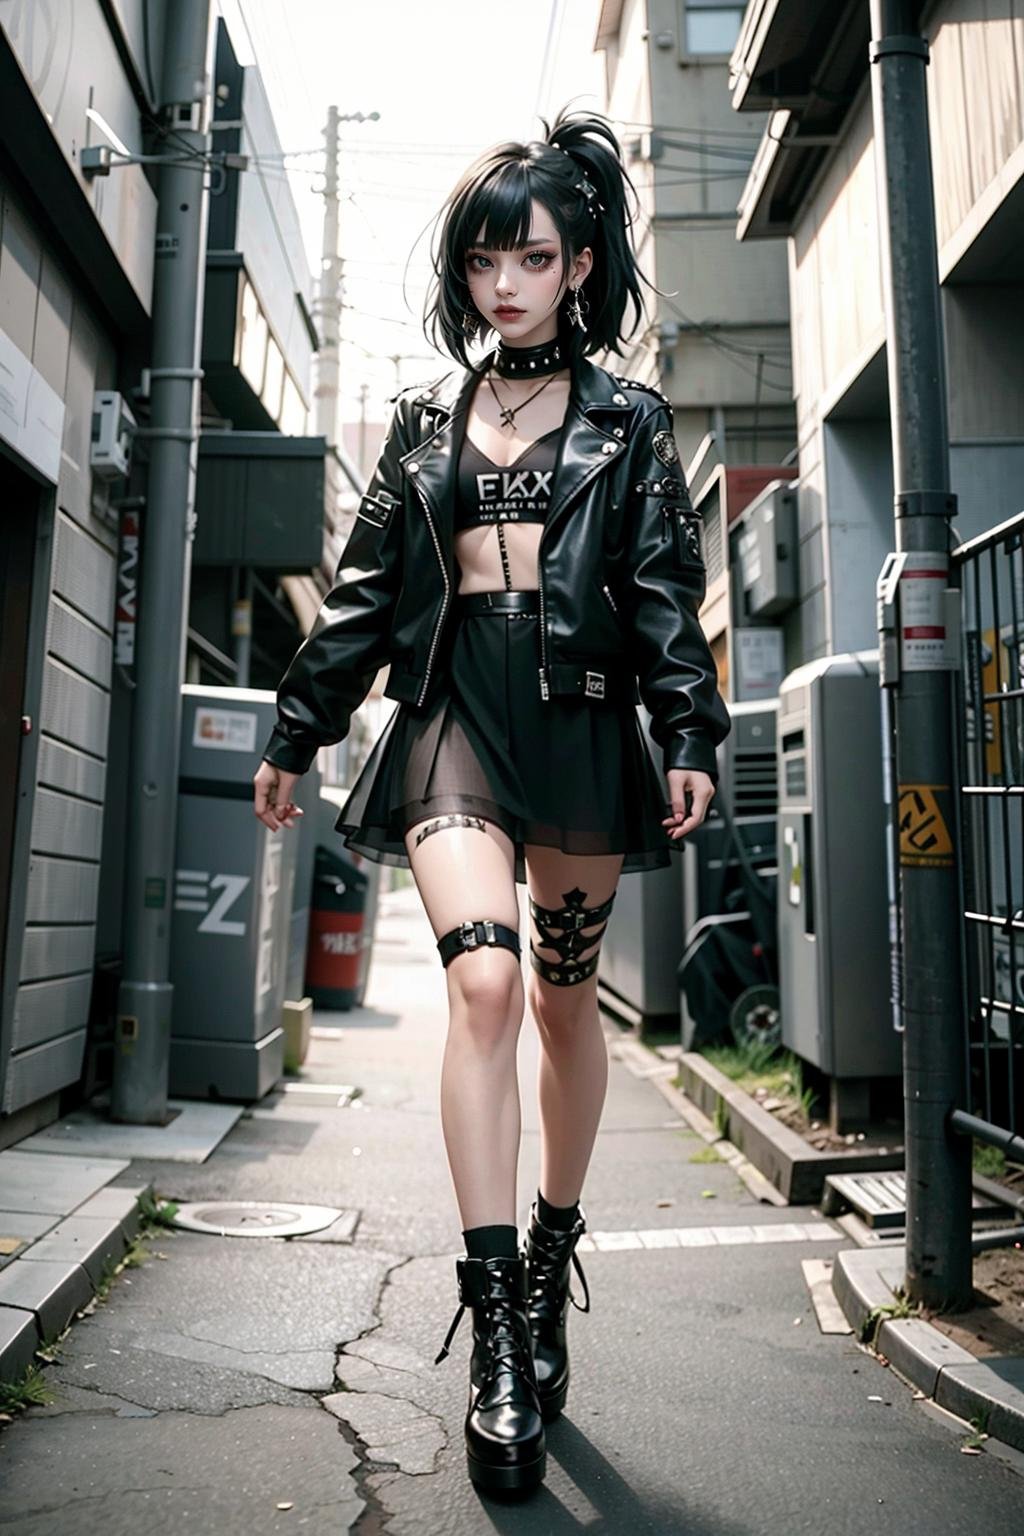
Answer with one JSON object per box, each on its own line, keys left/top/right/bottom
{"left": 466, "top": 1445, "right": 547, "bottom": 1495}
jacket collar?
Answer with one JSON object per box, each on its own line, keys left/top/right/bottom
{"left": 398, "top": 349, "right": 632, "bottom": 559}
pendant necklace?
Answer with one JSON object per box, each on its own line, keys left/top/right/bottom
{"left": 484, "top": 370, "right": 563, "bottom": 431}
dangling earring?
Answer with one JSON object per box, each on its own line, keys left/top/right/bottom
{"left": 462, "top": 309, "right": 479, "bottom": 339}
{"left": 567, "top": 284, "right": 588, "bottom": 333}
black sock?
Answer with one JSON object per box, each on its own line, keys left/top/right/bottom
{"left": 462, "top": 1222, "right": 519, "bottom": 1260}
{"left": 536, "top": 1188, "right": 580, "bottom": 1231}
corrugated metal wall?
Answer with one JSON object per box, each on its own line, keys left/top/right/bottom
{"left": 0, "top": 175, "right": 118, "bottom": 1115}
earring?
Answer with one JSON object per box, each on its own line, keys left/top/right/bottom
{"left": 567, "top": 285, "right": 588, "bottom": 333}
{"left": 462, "top": 309, "right": 479, "bottom": 339}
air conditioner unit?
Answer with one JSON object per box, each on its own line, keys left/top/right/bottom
{"left": 91, "top": 390, "right": 136, "bottom": 481}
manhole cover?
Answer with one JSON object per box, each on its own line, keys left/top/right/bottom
{"left": 172, "top": 1201, "right": 343, "bottom": 1238}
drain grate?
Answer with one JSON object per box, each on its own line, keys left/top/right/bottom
{"left": 822, "top": 1172, "right": 1006, "bottom": 1229}
{"left": 171, "top": 1201, "right": 345, "bottom": 1238}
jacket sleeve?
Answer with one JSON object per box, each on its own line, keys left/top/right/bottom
{"left": 619, "top": 401, "right": 731, "bottom": 782}
{"left": 260, "top": 391, "right": 411, "bottom": 775}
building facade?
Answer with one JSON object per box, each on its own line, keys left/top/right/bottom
{"left": 0, "top": 3, "right": 321, "bottom": 1145}
{"left": 730, "top": 0, "right": 1024, "bottom": 663}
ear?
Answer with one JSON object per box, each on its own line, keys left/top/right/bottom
{"left": 572, "top": 247, "right": 594, "bottom": 284}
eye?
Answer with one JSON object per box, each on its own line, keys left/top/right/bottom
{"left": 467, "top": 253, "right": 491, "bottom": 270}
{"left": 526, "top": 251, "right": 555, "bottom": 268}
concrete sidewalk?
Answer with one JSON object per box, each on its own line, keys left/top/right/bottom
{"left": 1, "top": 883, "right": 1022, "bottom": 1533}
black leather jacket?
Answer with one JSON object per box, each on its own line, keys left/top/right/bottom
{"left": 262, "top": 348, "right": 731, "bottom": 780}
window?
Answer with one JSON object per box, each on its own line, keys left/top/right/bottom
{"left": 682, "top": 1, "right": 744, "bottom": 57}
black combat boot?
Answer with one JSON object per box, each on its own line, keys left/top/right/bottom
{"left": 435, "top": 1251, "right": 546, "bottom": 1495}
{"left": 523, "top": 1199, "right": 591, "bottom": 1421}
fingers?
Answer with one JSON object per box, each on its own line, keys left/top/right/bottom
{"left": 660, "top": 774, "right": 715, "bottom": 841}
{"left": 253, "top": 763, "right": 305, "bottom": 833}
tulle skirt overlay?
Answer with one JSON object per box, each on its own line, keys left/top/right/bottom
{"left": 333, "top": 591, "right": 678, "bottom": 885}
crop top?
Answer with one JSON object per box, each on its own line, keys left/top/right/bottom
{"left": 454, "top": 425, "right": 562, "bottom": 532}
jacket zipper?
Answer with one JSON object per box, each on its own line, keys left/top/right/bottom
{"left": 601, "top": 581, "right": 619, "bottom": 614}
{"left": 537, "top": 526, "right": 550, "bottom": 700}
{"left": 410, "top": 476, "right": 450, "bottom": 707}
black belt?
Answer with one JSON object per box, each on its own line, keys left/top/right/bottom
{"left": 454, "top": 589, "right": 541, "bottom": 616}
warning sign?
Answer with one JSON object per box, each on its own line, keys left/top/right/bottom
{"left": 898, "top": 784, "right": 954, "bottom": 867}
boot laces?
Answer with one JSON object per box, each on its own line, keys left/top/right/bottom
{"left": 434, "top": 1265, "right": 535, "bottom": 1382}
{"left": 527, "top": 1219, "right": 591, "bottom": 1314}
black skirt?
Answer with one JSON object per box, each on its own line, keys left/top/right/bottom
{"left": 333, "top": 589, "right": 678, "bottom": 886}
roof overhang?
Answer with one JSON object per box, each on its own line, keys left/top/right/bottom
{"left": 729, "top": 0, "right": 875, "bottom": 240}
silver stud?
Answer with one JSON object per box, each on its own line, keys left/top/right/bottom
{"left": 653, "top": 481, "right": 662, "bottom": 491}
{"left": 408, "top": 461, "right": 420, "bottom": 473}
{"left": 529, "top": 361, "right": 536, "bottom": 368}
{"left": 612, "top": 392, "right": 628, "bottom": 405}
{"left": 613, "top": 426, "right": 624, "bottom": 437}
{"left": 601, "top": 441, "right": 618, "bottom": 454}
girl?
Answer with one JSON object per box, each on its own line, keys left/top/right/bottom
{"left": 253, "top": 106, "right": 731, "bottom": 1498}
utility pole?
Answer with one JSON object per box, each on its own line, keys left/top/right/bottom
{"left": 358, "top": 381, "right": 369, "bottom": 476}
{"left": 112, "top": 0, "right": 214, "bottom": 1122}
{"left": 314, "top": 104, "right": 342, "bottom": 449}
{"left": 869, "top": 0, "right": 973, "bottom": 1307}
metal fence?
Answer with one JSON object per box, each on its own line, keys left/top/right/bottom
{"left": 951, "top": 511, "right": 1024, "bottom": 1207}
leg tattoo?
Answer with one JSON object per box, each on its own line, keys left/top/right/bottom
{"left": 529, "top": 885, "right": 616, "bottom": 987}
{"left": 414, "top": 812, "right": 489, "bottom": 847}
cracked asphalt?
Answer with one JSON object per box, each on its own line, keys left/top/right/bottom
{"left": 1, "top": 883, "right": 1022, "bottom": 1532}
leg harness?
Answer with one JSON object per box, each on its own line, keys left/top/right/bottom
{"left": 528, "top": 885, "right": 616, "bottom": 987}
{"left": 437, "top": 918, "right": 521, "bottom": 968}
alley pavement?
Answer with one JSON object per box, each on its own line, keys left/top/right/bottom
{"left": 1, "top": 883, "right": 1022, "bottom": 1533}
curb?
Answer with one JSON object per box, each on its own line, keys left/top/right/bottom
{"left": 0, "top": 1181, "right": 153, "bottom": 1385}
{"left": 676, "top": 1050, "right": 904, "bottom": 1203}
{"left": 833, "top": 1244, "right": 1024, "bottom": 1453}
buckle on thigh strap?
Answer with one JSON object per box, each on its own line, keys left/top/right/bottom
{"left": 437, "top": 918, "right": 522, "bottom": 968}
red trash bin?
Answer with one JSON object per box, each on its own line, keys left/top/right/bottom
{"left": 305, "top": 845, "right": 370, "bottom": 1010}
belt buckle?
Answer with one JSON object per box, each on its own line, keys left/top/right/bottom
{"left": 459, "top": 920, "right": 479, "bottom": 948}
{"left": 585, "top": 670, "right": 605, "bottom": 699}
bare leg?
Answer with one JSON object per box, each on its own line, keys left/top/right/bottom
{"left": 523, "top": 846, "right": 624, "bottom": 1208}
{"left": 404, "top": 813, "right": 524, "bottom": 1229}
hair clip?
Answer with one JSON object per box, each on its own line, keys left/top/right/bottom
{"left": 573, "top": 177, "right": 605, "bottom": 216}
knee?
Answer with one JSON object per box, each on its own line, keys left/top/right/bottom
{"left": 450, "top": 951, "right": 521, "bottom": 1018}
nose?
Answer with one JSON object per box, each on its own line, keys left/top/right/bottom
{"left": 494, "top": 267, "right": 517, "bottom": 299}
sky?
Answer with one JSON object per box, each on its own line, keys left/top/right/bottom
{"left": 218, "top": 0, "right": 607, "bottom": 422}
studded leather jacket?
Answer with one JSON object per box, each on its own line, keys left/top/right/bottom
{"left": 261, "top": 349, "right": 731, "bottom": 781}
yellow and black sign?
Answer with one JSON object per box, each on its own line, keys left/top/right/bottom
{"left": 898, "top": 784, "right": 954, "bottom": 867}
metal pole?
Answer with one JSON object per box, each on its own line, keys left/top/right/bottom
{"left": 869, "top": 0, "right": 973, "bottom": 1306}
{"left": 113, "top": 0, "right": 214, "bottom": 1122}
{"left": 314, "top": 104, "right": 342, "bottom": 449}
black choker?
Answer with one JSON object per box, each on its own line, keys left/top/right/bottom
{"left": 493, "top": 336, "right": 565, "bottom": 378}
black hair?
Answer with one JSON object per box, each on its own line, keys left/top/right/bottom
{"left": 422, "top": 104, "right": 653, "bottom": 372}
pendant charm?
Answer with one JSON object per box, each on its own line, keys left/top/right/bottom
{"left": 652, "top": 429, "right": 678, "bottom": 466}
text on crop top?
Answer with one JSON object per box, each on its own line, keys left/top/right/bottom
{"left": 453, "top": 425, "right": 562, "bottom": 533}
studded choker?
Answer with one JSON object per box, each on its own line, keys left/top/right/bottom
{"left": 492, "top": 336, "right": 565, "bottom": 378}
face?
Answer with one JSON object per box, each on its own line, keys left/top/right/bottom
{"left": 465, "top": 196, "right": 592, "bottom": 348}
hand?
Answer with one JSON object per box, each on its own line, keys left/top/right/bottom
{"left": 661, "top": 768, "right": 715, "bottom": 842}
{"left": 253, "top": 760, "right": 304, "bottom": 832}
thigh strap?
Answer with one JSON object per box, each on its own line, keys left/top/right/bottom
{"left": 528, "top": 886, "right": 617, "bottom": 986}
{"left": 437, "top": 918, "right": 522, "bottom": 968}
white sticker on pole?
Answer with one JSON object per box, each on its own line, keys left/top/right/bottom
{"left": 899, "top": 552, "right": 949, "bottom": 671}
{"left": 192, "top": 707, "right": 258, "bottom": 752}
